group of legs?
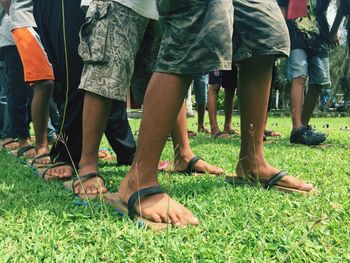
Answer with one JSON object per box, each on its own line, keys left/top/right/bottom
{"left": 75, "top": 0, "right": 314, "bottom": 225}
{"left": 2, "top": 0, "right": 315, "bottom": 227}
{"left": 186, "top": 68, "right": 239, "bottom": 139}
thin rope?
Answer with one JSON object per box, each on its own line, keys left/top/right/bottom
{"left": 59, "top": 0, "right": 70, "bottom": 136}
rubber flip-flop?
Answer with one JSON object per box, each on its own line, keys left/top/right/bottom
{"left": 225, "top": 171, "right": 316, "bottom": 194}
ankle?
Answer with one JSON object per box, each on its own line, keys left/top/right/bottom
{"left": 121, "top": 171, "right": 159, "bottom": 193}
{"left": 174, "top": 148, "right": 194, "bottom": 163}
{"left": 236, "top": 154, "right": 266, "bottom": 175}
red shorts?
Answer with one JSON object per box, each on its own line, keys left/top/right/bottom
{"left": 12, "top": 27, "right": 54, "bottom": 84}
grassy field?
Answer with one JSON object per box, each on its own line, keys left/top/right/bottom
{"left": 0, "top": 116, "right": 349, "bottom": 262}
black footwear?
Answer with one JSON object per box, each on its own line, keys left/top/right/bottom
{"left": 305, "top": 125, "right": 326, "bottom": 137}
{"left": 290, "top": 126, "right": 326, "bottom": 146}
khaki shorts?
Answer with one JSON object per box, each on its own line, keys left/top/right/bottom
{"left": 233, "top": 0, "right": 290, "bottom": 62}
{"left": 78, "top": 1, "right": 150, "bottom": 101}
{"left": 155, "top": 0, "right": 233, "bottom": 75}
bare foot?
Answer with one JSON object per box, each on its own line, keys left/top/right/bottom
{"left": 174, "top": 155, "right": 224, "bottom": 175}
{"left": 45, "top": 164, "right": 73, "bottom": 179}
{"left": 2, "top": 138, "right": 19, "bottom": 150}
{"left": 74, "top": 165, "right": 107, "bottom": 195}
{"left": 98, "top": 149, "right": 113, "bottom": 161}
{"left": 33, "top": 146, "right": 51, "bottom": 164}
{"left": 224, "top": 128, "right": 240, "bottom": 136}
{"left": 236, "top": 159, "right": 314, "bottom": 192}
{"left": 187, "top": 130, "right": 197, "bottom": 138}
{"left": 198, "top": 127, "right": 210, "bottom": 134}
{"left": 118, "top": 175, "right": 199, "bottom": 225}
{"left": 212, "top": 131, "right": 230, "bottom": 139}
{"left": 264, "top": 130, "right": 282, "bottom": 137}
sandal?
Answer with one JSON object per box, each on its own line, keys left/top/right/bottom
{"left": 225, "top": 171, "right": 315, "bottom": 194}
{"left": 71, "top": 173, "right": 106, "bottom": 197}
{"left": 39, "top": 162, "right": 73, "bottom": 181}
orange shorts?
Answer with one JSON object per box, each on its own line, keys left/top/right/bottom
{"left": 12, "top": 27, "right": 55, "bottom": 84}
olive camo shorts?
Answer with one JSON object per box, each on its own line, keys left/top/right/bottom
{"left": 233, "top": 0, "right": 290, "bottom": 62}
{"left": 155, "top": 0, "right": 233, "bottom": 75}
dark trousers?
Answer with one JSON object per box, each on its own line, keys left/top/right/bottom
{"left": 2, "top": 46, "right": 31, "bottom": 139}
{"left": 33, "top": 0, "right": 136, "bottom": 166}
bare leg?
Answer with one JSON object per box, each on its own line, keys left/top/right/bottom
{"left": 18, "top": 137, "right": 36, "bottom": 158}
{"left": 301, "top": 84, "right": 322, "bottom": 126}
{"left": 236, "top": 56, "right": 313, "bottom": 191}
{"left": 74, "top": 92, "right": 111, "bottom": 194}
{"left": 171, "top": 103, "right": 224, "bottom": 174}
{"left": 208, "top": 84, "right": 229, "bottom": 138}
{"left": 290, "top": 77, "right": 306, "bottom": 130}
{"left": 119, "top": 73, "right": 199, "bottom": 225}
{"left": 31, "top": 80, "right": 54, "bottom": 164}
{"left": 223, "top": 88, "right": 237, "bottom": 133}
{"left": 197, "top": 104, "right": 208, "bottom": 132}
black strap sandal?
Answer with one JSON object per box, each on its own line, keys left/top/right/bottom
{"left": 185, "top": 156, "right": 203, "bottom": 175}
{"left": 2, "top": 138, "right": 19, "bottom": 148}
{"left": 17, "top": 145, "right": 35, "bottom": 157}
{"left": 127, "top": 186, "right": 165, "bottom": 220}
{"left": 213, "top": 131, "right": 229, "bottom": 139}
{"left": 31, "top": 153, "right": 51, "bottom": 166}
{"left": 263, "top": 171, "right": 287, "bottom": 190}
{"left": 41, "top": 162, "right": 72, "bottom": 179}
{"left": 72, "top": 173, "right": 106, "bottom": 195}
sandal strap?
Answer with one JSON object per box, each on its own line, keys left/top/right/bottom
{"left": 31, "top": 153, "right": 51, "bottom": 166}
{"left": 72, "top": 173, "right": 105, "bottom": 192}
{"left": 127, "top": 186, "right": 165, "bottom": 220}
{"left": 17, "top": 145, "right": 35, "bottom": 157}
{"left": 2, "top": 138, "right": 19, "bottom": 148}
{"left": 41, "top": 162, "right": 71, "bottom": 178}
{"left": 186, "top": 156, "right": 203, "bottom": 175}
{"left": 264, "top": 171, "right": 287, "bottom": 189}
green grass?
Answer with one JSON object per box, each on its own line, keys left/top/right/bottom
{"left": 0, "top": 116, "right": 350, "bottom": 262}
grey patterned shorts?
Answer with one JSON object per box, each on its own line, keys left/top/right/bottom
{"left": 233, "top": 0, "right": 290, "bottom": 62}
{"left": 155, "top": 0, "right": 233, "bottom": 75}
{"left": 78, "top": 1, "right": 151, "bottom": 101}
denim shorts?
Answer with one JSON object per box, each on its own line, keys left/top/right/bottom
{"left": 192, "top": 73, "right": 208, "bottom": 105}
{"left": 286, "top": 49, "right": 331, "bottom": 86}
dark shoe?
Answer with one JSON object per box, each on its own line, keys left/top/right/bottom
{"left": 290, "top": 126, "right": 326, "bottom": 146}
{"left": 305, "top": 125, "right": 326, "bottom": 137}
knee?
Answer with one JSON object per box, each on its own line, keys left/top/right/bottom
{"left": 209, "top": 85, "right": 220, "bottom": 94}
{"left": 292, "top": 76, "right": 307, "bottom": 86}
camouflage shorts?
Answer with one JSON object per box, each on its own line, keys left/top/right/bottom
{"left": 155, "top": 0, "right": 233, "bottom": 75}
{"left": 233, "top": 0, "right": 290, "bottom": 62}
{"left": 78, "top": 1, "right": 150, "bottom": 101}
{"left": 130, "top": 21, "right": 162, "bottom": 105}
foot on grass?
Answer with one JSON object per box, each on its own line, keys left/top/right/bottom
{"left": 119, "top": 175, "right": 199, "bottom": 226}
{"left": 74, "top": 165, "right": 107, "bottom": 195}
{"left": 19, "top": 138, "right": 36, "bottom": 159}
{"left": 224, "top": 128, "right": 240, "bottom": 136}
{"left": 33, "top": 146, "right": 51, "bottom": 165}
{"left": 212, "top": 131, "right": 230, "bottom": 139}
{"left": 198, "top": 126, "right": 210, "bottom": 134}
{"left": 235, "top": 158, "right": 314, "bottom": 192}
{"left": 46, "top": 164, "right": 73, "bottom": 179}
{"left": 174, "top": 154, "right": 224, "bottom": 175}
{"left": 1, "top": 138, "right": 19, "bottom": 150}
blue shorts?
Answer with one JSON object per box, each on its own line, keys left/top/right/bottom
{"left": 286, "top": 49, "right": 331, "bottom": 86}
{"left": 192, "top": 73, "right": 208, "bottom": 106}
